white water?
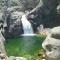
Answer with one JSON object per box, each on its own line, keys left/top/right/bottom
{"left": 21, "top": 14, "right": 34, "bottom": 36}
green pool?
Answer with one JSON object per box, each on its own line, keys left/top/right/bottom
{"left": 5, "top": 35, "right": 45, "bottom": 60}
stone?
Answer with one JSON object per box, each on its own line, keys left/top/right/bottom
{"left": 4, "top": 11, "right": 24, "bottom": 37}
{"left": 42, "top": 26, "right": 60, "bottom": 60}
{"left": 9, "top": 56, "right": 16, "bottom": 60}
{"left": 0, "top": 31, "right": 5, "bottom": 42}
{"left": 0, "top": 0, "right": 60, "bottom": 36}
{"left": 9, "top": 56, "right": 27, "bottom": 60}
{"left": 0, "top": 53, "right": 8, "bottom": 60}
{"left": 16, "top": 57, "right": 27, "bottom": 60}
{"left": 0, "top": 31, "right": 6, "bottom": 55}
{"left": 57, "top": 5, "right": 60, "bottom": 14}
{"left": 0, "top": 13, "right": 3, "bottom": 21}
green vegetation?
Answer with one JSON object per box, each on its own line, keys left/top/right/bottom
{"left": 5, "top": 35, "right": 46, "bottom": 60}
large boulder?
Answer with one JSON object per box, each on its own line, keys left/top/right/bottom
{"left": 4, "top": 11, "right": 24, "bottom": 37}
{"left": 42, "top": 26, "right": 60, "bottom": 60}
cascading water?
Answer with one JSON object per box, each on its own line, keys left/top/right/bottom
{"left": 21, "top": 14, "right": 34, "bottom": 36}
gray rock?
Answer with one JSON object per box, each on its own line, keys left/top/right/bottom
{"left": 0, "top": 31, "right": 6, "bottom": 58}
{"left": 15, "top": 57, "right": 27, "bottom": 60}
{"left": 1, "top": 0, "right": 60, "bottom": 37}
{"left": 7, "top": 11, "right": 24, "bottom": 36}
{"left": 9, "top": 56, "right": 15, "bottom": 60}
{"left": 0, "top": 13, "right": 3, "bottom": 21}
{"left": 57, "top": 5, "right": 60, "bottom": 14}
{"left": 9, "top": 56, "right": 27, "bottom": 60}
{"left": 42, "top": 26, "right": 60, "bottom": 60}
{"left": 9, "top": 0, "right": 39, "bottom": 10}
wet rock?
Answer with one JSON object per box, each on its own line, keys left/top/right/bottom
{"left": 9, "top": 56, "right": 27, "bottom": 60}
{"left": 15, "top": 57, "right": 27, "bottom": 60}
{"left": 4, "top": 11, "right": 24, "bottom": 38}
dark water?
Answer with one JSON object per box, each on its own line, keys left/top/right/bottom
{"left": 5, "top": 35, "right": 45, "bottom": 59}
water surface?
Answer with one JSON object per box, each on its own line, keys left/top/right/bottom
{"left": 5, "top": 35, "right": 45, "bottom": 59}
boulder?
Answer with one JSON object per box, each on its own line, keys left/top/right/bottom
{"left": 57, "top": 5, "right": 60, "bottom": 14}
{"left": 4, "top": 11, "right": 24, "bottom": 38}
{"left": 15, "top": 57, "right": 27, "bottom": 60}
{"left": 9, "top": 56, "right": 27, "bottom": 60}
{"left": 42, "top": 26, "right": 60, "bottom": 60}
{"left": 0, "top": 32, "right": 6, "bottom": 54}
{"left": 0, "top": 53, "right": 8, "bottom": 60}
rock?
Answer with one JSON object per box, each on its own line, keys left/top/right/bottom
{"left": 42, "top": 26, "right": 60, "bottom": 60}
{"left": 37, "top": 25, "right": 50, "bottom": 35}
{"left": 57, "top": 5, "right": 60, "bottom": 14}
{"left": 27, "top": 0, "right": 58, "bottom": 29}
{"left": 9, "top": 56, "right": 15, "bottom": 60}
{"left": 11, "top": 11, "right": 24, "bottom": 20}
{"left": 0, "top": 0, "right": 39, "bottom": 12}
{"left": 0, "top": 30, "right": 5, "bottom": 42}
{"left": 0, "top": 53, "right": 8, "bottom": 60}
{"left": 51, "top": 26, "right": 60, "bottom": 35}
{"left": 16, "top": 57, "right": 27, "bottom": 60}
{"left": 4, "top": 11, "right": 24, "bottom": 37}
{"left": 9, "top": 56, "right": 27, "bottom": 60}
{"left": 0, "top": 31, "right": 6, "bottom": 56}
{"left": 37, "top": 24, "right": 44, "bottom": 32}
{"left": 0, "top": 0, "right": 60, "bottom": 28}
{"left": 9, "top": 11, "right": 24, "bottom": 36}
{"left": 0, "top": 0, "right": 60, "bottom": 36}
{"left": 0, "top": 13, "right": 3, "bottom": 21}
{"left": 9, "top": 0, "right": 39, "bottom": 10}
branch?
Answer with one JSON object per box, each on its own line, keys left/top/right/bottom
{"left": 28, "top": 0, "right": 43, "bottom": 14}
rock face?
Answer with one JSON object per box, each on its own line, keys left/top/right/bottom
{"left": 28, "top": 0, "right": 57, "bottom": 28}
{"left": 42, "top": 26, "right": 60, "bottom": 60}
{"left": 10, "top": 0, "right": 39, "bottom": 9}
{"left": 8, "top": 0, "right": 57, "bottom": 32}
{"left": 0, "top": 0, "right": 40, "bottom": 37}
{"left": 0, "top": 31, "right": 8, "bottom": 60}
{"left": 8, "top": 11, "right": 24, "bottom": 36}
{"left": 0, "top": 0, "right": 60, "bottom": 36}
{"left": 3, "top": 11, "right": 24, "bottom": 38}
{"left": 0, "top": 0, "right": 40, "bottom": 11}
{"left": 0, "top": 31, "right": 6, "bottom": 54}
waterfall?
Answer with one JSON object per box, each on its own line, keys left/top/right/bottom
{"left": 21, "top": 14, "right": 34, "bottom": 36}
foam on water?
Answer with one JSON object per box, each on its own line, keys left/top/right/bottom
{"left": 21, "top": 34, "right": 36, "bottom": 36}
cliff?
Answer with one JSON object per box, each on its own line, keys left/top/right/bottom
{"left": 0, "top": 0, "right": 60, "bottom": 36}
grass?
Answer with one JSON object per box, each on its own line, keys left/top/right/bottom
{"left": 5, "top": 35, "right": 46, "bottom": 60}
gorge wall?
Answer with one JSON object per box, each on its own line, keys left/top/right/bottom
{"left": 0, "top": 0, "right": 60, "bottom": 36}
